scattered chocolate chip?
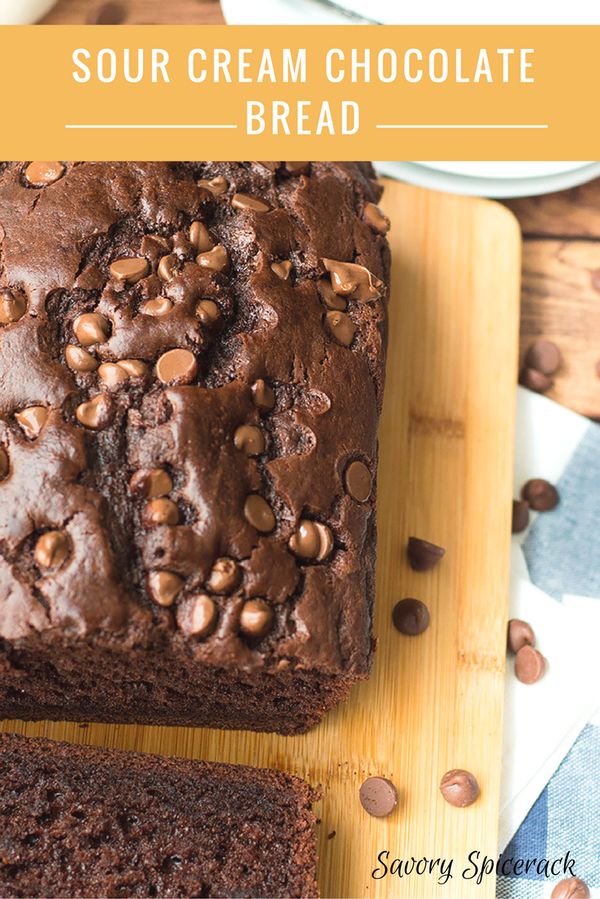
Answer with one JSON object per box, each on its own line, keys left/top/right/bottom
{"left": 251, "top": 379, "right": 275, "bottom": 413}
{"left": 207, "top": 557, "right": 241, "bottom": 594}
{"left": 519, "top": 367, "right": 553, "bottom": 393}
{"left": 363, "top": 202, "right": 390, "bottom": 234}
{"left": 73, "top": 312, "right": 110, "bottom": 346}
{"left": 75, "top": 394, "right": 113, "bottom": 430}
{"left": 440, "top": 769, "right": 479, "bottom": 807}
{"left": 507, "top": 619, "right": 536, "bottom": 654}
{"left": 0, "top": 446, "right": 8, "bottom": 480}
{"left": 86, "top": 1, "right": 127, "bottom": 24}
{"left": 512, "top": 499, "right": 530, "bottom": 533}
{"left": 110, "top": 256, "right": 149, "bottom": 284}
{"left": 189, "top": 221, "right": 213, "bottom": 253}
{"left": 24, "top": 161, "right": 65, "bottom": 187}
{"left": 392, "top": 598, "right": 430, "bottom": 636}
{"left": 141, "top": 297, "right": 173, "bottom": 317}
{"left": 157, "top": 254, "right": 178, "bottom": 282}
{"left": 515, "top": 645, "right": 546, "bottom": 684}
{"left": 323, "top": 258, "right": 384, "bottom": 301}
{"left": 0, "top": 289, "right": 27, "bottom": 325}
{"left": 285, "top": 162, "right": 309, "bottom": 174}
{"left": 288, "top": 520, "right": 333, "bottom": 562}
{"left": 129, "top": 468, "right": 172, "bottom": 499}
{"left": 98, "top": 362, "right": 129, "bottom": 387}
{"left": 232, "top": 193, "right": 270, "bottom": 213}
{"left": 344, "top": 460, "right": 372, "bottom": 502}
{"left": 117, "top": 359, "right": 147, "bottom": 379}
{"left": 147, "top": 570, "right": 183, "bottom": 607}
{"left": 233, "top": 424, "right": 265, "bottom": 456}
{"left": 177, "top": 594, "right": 218, "bottom": 638}
{"left": 196, "top": 299, "right": 221, "bottom": 326}
{"left": 327, "top": 831, "right": 336, "bottom": 840}
{"left": 271, "top": 260, "right": 293, "bottom": 281}
{"left": 156, "top": 349, "right": 197, "bottom": 386}
{"left": 521, "top": 478, "right": 559, "bottom": 512}
{"left": 65, "top": 345, "right": 98, "bottom": 373}
{"left": 142, "top": 498, "right": 179, "bottom": 527}
{"left": 15, "top": 406, "right": 48, "bottom": 440}
{"left": 325, "top": 310, "right": 356, "bottom": 347}
{"left": 525, "top": 340, "right": 562, "bottom": 376}
{"left": 551, "top": 877, "right": 590, "bottom": 899}
{"left": 34, "top": 531, "right": 70, "bottom": 570}
{"left": 318, "top": 278, "right": 347, "bottom": 311}
{"left": 359, "top": 777, "right": 398, "bottom": 818}
{"left": 407, "top": 537, "right": 445, "bottom": 572}
{"left": 244, "top": 495, "right": 275, "bottom": 533}
{"left": 197, "top": 176, "right": 229, "bottom": 195}
{"left": 197, "top": 244, "right": 228, "bottom": 272}
{"left": 239, "top": 598, "right": 274, "bottom": 638}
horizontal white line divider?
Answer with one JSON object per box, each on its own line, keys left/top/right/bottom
{"left": 64, "top": 124, "right": 238, "bottom": 130}
{"left": 375, "top": 123, "right": 549, "bottom": 129}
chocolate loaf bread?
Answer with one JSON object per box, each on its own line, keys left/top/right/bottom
{"left": 0, "top": 732, "right": 318, "bottom": 898}
{"left": 0, "top": 161, "right": 390, "bottom": 734}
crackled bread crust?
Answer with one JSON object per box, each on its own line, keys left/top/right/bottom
{"left": 0, "top": 161, "right": 390, "bottom": 733}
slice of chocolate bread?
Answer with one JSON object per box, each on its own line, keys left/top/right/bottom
{"left": 0, "top": 733, "right": 318, "bottom": 898}
{"left": 0, "top": 161, "right": 390, "bottom": 733}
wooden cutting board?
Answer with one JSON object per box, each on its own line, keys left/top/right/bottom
{"left": 1, "top": 181, "right": 521, "bottom": 899}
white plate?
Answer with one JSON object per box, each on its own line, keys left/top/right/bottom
{"left": 0, "top": 0, "right": 57, "bottom": 23}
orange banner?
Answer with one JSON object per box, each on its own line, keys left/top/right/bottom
{"left": 1, "top": 25, "right": 598, "bottom": 159}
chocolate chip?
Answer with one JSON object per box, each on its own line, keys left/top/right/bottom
{"left": 141, "top": 297, "right": 173, "bottom": 317}
{"left": 129, "top": 468, "right": 172, "bottom": 499}
{"left": 244, "top": 495, "right": 275, "bottom": 533}
{"left": 25, "top": 162, "right": 65, "bottom": 187}
{"left": 271, "top": 260, "right": 293, "bottom": 281}
{"left": 0, "top": 446, "right": 8, "bottom": 480}
{"left": 197, "top": 176, "right": 229, "bottom": 195}
{"left": 232, "top": 193, "right": 270, "bottom": 213}
{"left": 515, "top": 645, "right": 546, "bottom": 684}
{"left": 75, "top": 394, "right": 113, "bottom": 430}
{"left": 142, "top": 498, "right": 179, "bottom": 527}
{"left": 157, "top": 254, "right": 178, "bottom": 282}
{"left": 323, "top": 258, "right": 384, "bottom": 301}
{"left": 512, "top": 499, "right": 530, "bottom": 533}
{"left": 525, "top": 340, "right": 562, "bottom": 376}
{"left": 363, "top": 202, "right": 390, "bottom": 235}
{"left": 196, "top": 299, "right": 221, "bottom": 326}
{"left": 207, "top": 557, "right": 241, "bottom": 594}
{"left": 284, "top": 162, "right": 309, "bottom": 174}
{"left": 239, "top": 598, "right": 273, "bottom": 637}
{"left": 407, "top": 537, "right": 445, "bottom": 572}
{"left": 98, "top": 362, "right": 129, "bottom": 387}
{"left": 65, "top": 345, "right": 98, "bottom": 372}
{"left": 318, "top": 278, "right": 347, "bottom": 311}
{"left": 440, "top": 769, "right": 479, "bottom": 807}
{"left": 325, "top": 310, "right": 356, "bottom": 347}
{"left": 147, "top": 570, "right": 183, "bottom": 607}
{"left": 156, "top": 349, "right": 197, "bottom": 386}
{"left": 551, "top": 877, "right": 590, "bottom": 899}
{"left": 344, "top": 460, "right": 372, "bottom": 502}
{"left": 15, "top": 406, "right": 48, "bottom": 440}
{"left": 34, "top": 531, "right": 70, "bottom": 570}
{"left": 73, "top": 312, "right": 110, "bottom": 347}
{"left": 519, "top": 367, "right": 553, "bottom": 393}
{"left": 197, "top": 244, "right": 228, "bottom": 272}
{"left": 392, "top": 598, "right": 430, "bottom": 636}
{"left": 233, "top": 424, "right": 265, "bottom": 456}
{"left": 86, "top": 2, "right": 127, "bottom": 24}
{"left": 117, "top": 359, "right": 147, "bottom": 379}
{"left": 177, "top": 594, "right": 218, "bottom": 638}
{"left": 251, "top": 379, "right": 275, "bottom": 413}
{"left": 189, "top": 221, "right": 214, "bottom": 253}
{"left": 507, "top": 619, "right": 536, "bottom": 654}
{"left": 521, "top": 478, "right": 559, "bottom": 512}
{"left": 359, "top": 777, "right": 398, "bottom": 818}
{"left": 288, "top": 520, "right": 333, "bottom": 561}
{"left": 110, "top": 256, "right": 149, "bottom": 284}
{"left": 0, "top": 289, "right": 27, "bottom": 325}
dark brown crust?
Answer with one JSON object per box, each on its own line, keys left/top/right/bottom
{"left": 0, "top": 732, "right": 319, "bottom": 898}
{"left": 0, "top": 162, "right": 390, "bottom": 733}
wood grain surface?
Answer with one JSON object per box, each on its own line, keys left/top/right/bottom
{"left": 42, "top": 0, "right": 224, "bottom": 23}
{"left": 1, "top": 182, "right": 521, "bottom": 898}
